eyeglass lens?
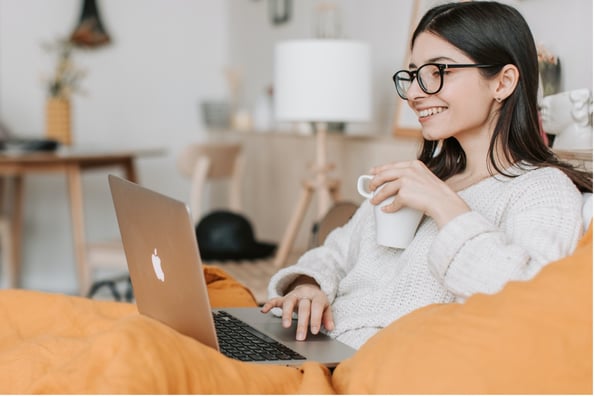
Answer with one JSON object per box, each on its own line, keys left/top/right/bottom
{"left": 394, "top": 64, "right": 442, "bottom": 99}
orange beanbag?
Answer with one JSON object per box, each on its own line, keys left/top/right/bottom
{"left": 203, "top": 264, "right": 258, "bottom": 307}
{"left": 333, "top": 224, "right": 593, "bottom": 394}
{"left": 0, "top": 265, "right": 333, "bottom": 394}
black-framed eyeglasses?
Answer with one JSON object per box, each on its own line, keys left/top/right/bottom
{"left": 392, "top": 63, "right": 501, "bottom": 100}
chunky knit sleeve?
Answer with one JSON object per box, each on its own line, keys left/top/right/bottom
{"left": 428, "top": 167, "right": 583, "bottom": 299}
{"left": 267, "top": 202, "right": 371, "bottom": 302}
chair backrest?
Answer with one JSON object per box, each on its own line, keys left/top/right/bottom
{"left": 309, "top": 201, "right": 359, "bottom": 248}
{"left": 176, "top": 142, "right": 243, "bottom": 224}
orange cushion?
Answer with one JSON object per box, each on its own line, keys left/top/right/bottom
{"left": 333, "top": 224, "right": 593, "bottom": 394}
{"left": 203, "top": 264, "right": 258, "bottom": 307}
{"left": 0, "top": 286, "right": 331, "bottom": 393}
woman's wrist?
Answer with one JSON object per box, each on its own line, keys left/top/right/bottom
{"left": 430, "top": 191, "right": 471, "bottom": 228}
{"left": 286, "top": 275, "right": 318, "bottom": 294}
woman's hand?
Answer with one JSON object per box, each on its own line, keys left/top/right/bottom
{"left": 261, "top": 277, "right": 334, "bottom": 341}
{"left": 368, "top": 160, "right": 470, "bottom": 228}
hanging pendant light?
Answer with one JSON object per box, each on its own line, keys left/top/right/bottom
{"left": 70, "top": 0, "right": 111, "bottom": 48}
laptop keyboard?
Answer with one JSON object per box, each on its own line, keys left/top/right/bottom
{"left": 213, "top": 310, "right": 306, "bottom": 362}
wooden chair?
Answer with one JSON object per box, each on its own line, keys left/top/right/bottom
{"left": 308, "top": 201, "right": 358, "bottom": 249}
{"left": 85, "top": 241, "right": 130, "bottom": 299}
{"left": 176, "top": 142, "right": 243, "bottom": 224}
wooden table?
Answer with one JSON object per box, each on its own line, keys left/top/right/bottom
{"left": 0, "top": 146, "right": 163, "bottom": 295}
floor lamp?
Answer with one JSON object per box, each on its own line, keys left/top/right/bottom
{"left": 272, "top": 39, "right": 371, "bottom": 268}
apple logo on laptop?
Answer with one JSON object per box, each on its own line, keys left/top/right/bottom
{"left": 151, "top": 248, "right": 165, "bottom": 282}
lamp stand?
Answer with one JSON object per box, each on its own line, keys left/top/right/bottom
{"left": 273, "top": 122, "right": 341, "bottom": 269}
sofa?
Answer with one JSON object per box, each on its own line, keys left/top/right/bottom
{"left": 0, "top": 223, "right": 591, "bottom": 394}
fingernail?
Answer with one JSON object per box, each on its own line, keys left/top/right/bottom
{"left": 283, "top": 319, "right": 291, "bottom": 327}
{"left": 311, "top": 326, "right": 319, "bottom": 334}
{"left": 297, "top": 331, "right": 305, "bottom": 340}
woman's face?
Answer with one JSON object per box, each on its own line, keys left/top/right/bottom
{"left": 407, "top": 32, "right": 497, "bottom": 142}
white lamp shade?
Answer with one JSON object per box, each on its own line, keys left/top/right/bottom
{"left": 274, "top": 39, "right": 372, "bottom": 123}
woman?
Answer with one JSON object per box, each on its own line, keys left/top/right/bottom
{"left": 262, "top": 1, "right": 592, "bottom": 350}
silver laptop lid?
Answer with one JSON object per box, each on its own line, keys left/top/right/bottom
{"left": 108, "top": 174, "right": 219, "bottom": 350}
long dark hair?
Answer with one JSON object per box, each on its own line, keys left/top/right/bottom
{"left": 412, "top": 1, "right": 592, "bottom": 192}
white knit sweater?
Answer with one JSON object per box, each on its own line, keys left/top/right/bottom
{"left": 267, "top": 165, "right": 584, "bottom": 349}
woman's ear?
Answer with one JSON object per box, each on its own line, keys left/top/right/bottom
{"left": 493, "top": 64, "right": 519, "bottom": 102}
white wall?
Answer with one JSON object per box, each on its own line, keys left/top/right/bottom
{"left": 228, "top": 0, "right": 414, "bottom": 135}
{"left": 0, "top": 0, "right": 229, "bottom": 292}
{"left": 229, "top": 0, "right": 593, "bottom": 134}
{"left": 0, "top": 0, "right": 592, "bottom": 294}
{"left": 518, "top": 0, "right": 593, "bottom": 92}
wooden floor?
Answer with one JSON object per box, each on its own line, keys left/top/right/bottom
{"left": 205, "top": 251, "right": 302, "bottom": 305}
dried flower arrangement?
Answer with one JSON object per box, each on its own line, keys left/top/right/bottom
{"left": 537, "top": 44, "right": 561, "bottom": 97}
{"left": 538, "top": 43, "right": 560, "bottom": 65}
{"left": 42, "top": 38, "right": 86, "bottom": 99}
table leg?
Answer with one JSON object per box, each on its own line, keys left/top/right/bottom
{"left": 122, "top": 158, "right": 138, "bottom": 183}
{"left": 66, "top": 165, "right": 89, "bottom": 296}
{"left": 9, "top": 176, "right": 24, "bottom": 288}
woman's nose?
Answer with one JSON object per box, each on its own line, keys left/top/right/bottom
{"left": 406, "top": 77, "right": 426, "bottom": 99}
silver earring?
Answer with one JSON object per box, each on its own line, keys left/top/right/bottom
{"left": 496, "top": 97, "right": 502, "bottom": 103}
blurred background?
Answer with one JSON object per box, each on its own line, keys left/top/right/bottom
{"left": 0, "top": 0, "right": 591, "bottom": 294}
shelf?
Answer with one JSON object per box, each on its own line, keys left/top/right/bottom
{"left": 554, "top": 149, "right": 593, "bottom": 162}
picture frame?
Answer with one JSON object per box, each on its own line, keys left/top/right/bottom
{"left": 392, "top": 0, "right": 463, "bottom": 138}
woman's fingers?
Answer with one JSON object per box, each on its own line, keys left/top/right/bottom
{"left": 261, "top": 286, "right": 332, "bottom": 341}
{"left": 296, "top": 298, "right": 311, "bottom": 340}
{"left": 369, "top": 180, "right": 402, "bottom": 207}
{"left": 308, "top": 295, "right": 328, "bottom": 334}
{"left": 366, "top": 160, "right": 441, "bottom": 213}
{"left": 281, "top": 295, "right": 299, "bottom": 328}
{"left": 260, "top": 297, "right": 282, "bottom": 313}
{"left": 369, "top": 159, "right": 416, "bottom": 175}
{"left": 321, "top": 306, "right": 335, "bottom": 332}
{"left": 380, "top": 194, "right": 405, "bottom": 213}
{"left": 367, "top": 161, "right": 417, "bottom": 192}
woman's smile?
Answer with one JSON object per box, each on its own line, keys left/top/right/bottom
{"left": 417, "top": 106, "right": 447, "bottom": 120}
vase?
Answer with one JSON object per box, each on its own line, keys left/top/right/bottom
{"left": 46, "top": 98, "right": 72, "bottom": 145}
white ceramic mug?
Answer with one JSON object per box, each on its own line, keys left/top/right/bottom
{"left": 357, "top": 174, "right": 424, "bottom": 249}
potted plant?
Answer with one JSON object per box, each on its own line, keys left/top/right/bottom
{"left": 43, "top": 38, "right": 86, "bottom": 145}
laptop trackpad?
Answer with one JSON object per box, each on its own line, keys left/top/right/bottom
{"left": 259, "top": 321, "right": 334, "bottom": 342}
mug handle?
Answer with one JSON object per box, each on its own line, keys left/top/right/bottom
{"left": 356, "top": 175, "right": 374, "bottom": 199}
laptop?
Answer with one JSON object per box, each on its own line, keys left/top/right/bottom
{"left": 108, "top": 174, "right": 355, "bottom": 367}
